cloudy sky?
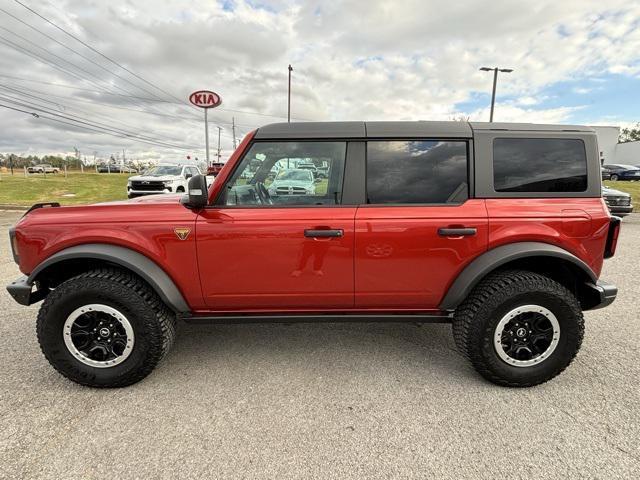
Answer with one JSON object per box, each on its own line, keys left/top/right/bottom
{"left": 0, "top": 0, "right": 639, "bottom": 162}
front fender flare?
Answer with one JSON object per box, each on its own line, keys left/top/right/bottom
{"left": 29, "top": 243, "right": 190, "bottom": 313}
{"left": 439, "top": 242, "right": 597, "bottom": 311}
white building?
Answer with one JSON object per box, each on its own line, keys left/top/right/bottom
{"left": 591, "top": 126, "right": 640, "bottom": 166}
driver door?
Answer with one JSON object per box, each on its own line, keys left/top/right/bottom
{"left": 196, "top": 140, "right": 356, "bottom": 311}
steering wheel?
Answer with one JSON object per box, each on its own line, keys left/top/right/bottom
{"left": 255, "top": 182, "right": 273, "bottom": 205}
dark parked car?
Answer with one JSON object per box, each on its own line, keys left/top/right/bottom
{"left": 602, "top": 186, "right": 633, "bottom": 215}
{"left": 206, "top": 162, "right": 225, "bottom": 176}
{"left": 97, "top": 164, "right": 138, "bottom": 173}
{"left": 601, "top": 166, "right": 611, "bottom": 180}
{"left": 601, "top": 164, "right": 640, "bottom": 181}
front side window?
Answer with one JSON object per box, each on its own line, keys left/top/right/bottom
{"left": 366, "top": 140, "right": 469, "bottom": 204}
{"left": 222, "top": 141, "right": 346, "bottom": 206}
{"left": 493, "top": 138, "right": 587, "bottom": 192}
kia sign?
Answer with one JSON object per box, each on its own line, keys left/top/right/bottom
{"left": 189, "top": 90, "right": 222, "bottom": 109}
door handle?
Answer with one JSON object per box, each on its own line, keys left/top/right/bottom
{"left": 438, "top": 227, "right": 477, "bottom": 237}
{"left": 304, "top": 229, "right": 344, "bottom": 238}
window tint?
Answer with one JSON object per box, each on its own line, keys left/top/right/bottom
{"left": 222, "top": 141, "right": 346, "bottom": 206}
{"left": 366, "top": 141, "right": 468, "bottom": 204}
{"left": 493, "top": 138, "right": 587, "bottom": 192}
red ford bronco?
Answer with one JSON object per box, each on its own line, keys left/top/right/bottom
{"left": 7, "top": 121, "right": 620, "bottom": 388}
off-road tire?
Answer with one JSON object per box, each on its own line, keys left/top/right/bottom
{"left": 452, "top": 270, "right": 584, "bottom": 387}
{"left": 37, "top": 268, "right": 177, "bottom": 387}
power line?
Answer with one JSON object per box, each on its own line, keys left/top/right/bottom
{"left": 0, "top": 84, "right": 204, "bottom": 143}
{"left": 11, "top": 0, "right": 211, "bottom": 125}
{"left": 14, "top": 0, "right": 188, "bottom": 105}
{"left": 0, "top": 102, "right": 192, "bottom": 151}
{"left": 0, "top": 5, "right": 203, "bottom": 120}
{"left": 0, "top": 93, "right": 199, "bottom": 150}
{"left": 4, "top": 3, "right": 168, "bottom": 102}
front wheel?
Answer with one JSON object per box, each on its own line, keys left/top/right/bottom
{"left": 452, "top": 270, "right": 584, "bottom": 387}
{"left": 610, "top": 174, "right": 619, "bottom": 181}
{"left": 37, "top": 268, "right": 176, "bottom": 387}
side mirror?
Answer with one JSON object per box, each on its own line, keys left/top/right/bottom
{"left": 181, "top": 174, "right": 208, "bottom": 209}
{"left": 185, "top": 172, "right": 193, "bottom": 179}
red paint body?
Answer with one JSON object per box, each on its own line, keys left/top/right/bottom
{"left": 12, "top": 131, "right": 612, "bottom": 315}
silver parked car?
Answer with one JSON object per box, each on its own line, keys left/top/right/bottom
{"left": 267, "top": 168, "right": 316, "bottom": 196}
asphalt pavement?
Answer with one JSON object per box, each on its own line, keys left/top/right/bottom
{"left": 0, "top": 210, "right": 638, "bottom": 479}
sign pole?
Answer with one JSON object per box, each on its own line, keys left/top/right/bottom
{"left": 189, "top": 90, "right": 221, "bottom": 166}
{"left": 204, "top": 107, "right": 210, "bottom": 165}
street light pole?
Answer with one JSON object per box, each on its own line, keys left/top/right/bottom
{"left": 287, "top": 64, "right": 293, "bottom": 123}
{"left": 479, "top": 67, "right": 513, "bottom": 122}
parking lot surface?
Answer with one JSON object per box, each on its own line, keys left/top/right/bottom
{"left": 0, "top": 210, "right": 638, "bottom": 479}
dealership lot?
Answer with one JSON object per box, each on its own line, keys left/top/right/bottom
{"left": 0, "top": 210, "right": 638, "bottom": 479}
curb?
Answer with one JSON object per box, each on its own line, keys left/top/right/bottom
{"left": 0, "top": 204, "right": 28, "bottom": 211}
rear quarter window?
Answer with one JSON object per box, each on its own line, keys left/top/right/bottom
{"left": 493, "top": 138, "right": 587, "bottom": 192}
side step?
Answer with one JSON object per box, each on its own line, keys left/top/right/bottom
{"left": 180, "top": 313, "right": 453, "bottom": 324}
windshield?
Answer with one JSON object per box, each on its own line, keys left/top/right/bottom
{"left": 143, "top": 166, "right": 182, "bottom": 176}
{"left": 276, "top": 169, "right": 312, "bottom": 181}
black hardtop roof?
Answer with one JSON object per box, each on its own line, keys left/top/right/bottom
{"left": 254, "top": 121, "right": 594, "bottom": 139}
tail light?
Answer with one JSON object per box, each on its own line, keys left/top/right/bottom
{"left": 9, "top": 227, "right": 19, "bottom": 264}
{"left": 604, "top": 216, "right": 621, "bottom": 259}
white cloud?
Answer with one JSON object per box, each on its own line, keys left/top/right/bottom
{"left": 0, "top": 0, "right": 639, "bottom": 160}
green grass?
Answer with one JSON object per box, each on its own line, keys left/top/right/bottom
{"left": 604, "top": 180, "right": 640, "bottom": 210}
{"left": 0, "top": 171, "right": 129, "bottom": 206}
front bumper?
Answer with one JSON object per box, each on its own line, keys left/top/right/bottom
{"left": 584, "top": 280, "right": 618, "bottom": 310}
{"left": 6, "top": 275, "right": 48, "bottom": 306}
{"left": 128, "top": 189, "right": 170, "bottom": 197}
{"left": 607, "top": 205, "right": 633, "bottom": 214}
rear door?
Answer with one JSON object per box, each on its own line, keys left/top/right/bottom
{"left": 196, "top": 140, "right": 358, "bottom": 311}
{"left": 355, "top": 138, "right": 488, "bottom": 309}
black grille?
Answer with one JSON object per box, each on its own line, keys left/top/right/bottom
{"left": 131, "top": 181, "right": 164, "bottom": 191}
{"left": 605, "top": 196, "right": 631, "bottom": 206}
{"left": 276, "top": 186, "right": 306, "bottom": 195}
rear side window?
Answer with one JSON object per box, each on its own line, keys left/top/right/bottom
{"left": 493, "top": 138, "right": 587, "bottom": 192}
{"left": 366, "top": 141, "right": 468, "bottom": 204}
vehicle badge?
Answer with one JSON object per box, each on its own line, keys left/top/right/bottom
{"left": 174, "top": 227, "right": 191, "bottom": 241}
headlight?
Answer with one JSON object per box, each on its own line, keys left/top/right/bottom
{"left": 127, "top": 180, "right": 132, "bottom": 186}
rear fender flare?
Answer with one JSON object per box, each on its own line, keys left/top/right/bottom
{"left": 439, "top": 242, "right": 597, "bottom": 311}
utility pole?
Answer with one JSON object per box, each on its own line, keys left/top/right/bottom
{"left": 217, "top": 126, "right": 222, "bottom": 162}
{"left": 287, "top": 64, "right": 293, "bottom": 123}
{"left": 232, "top": 117, "right": 237, "bottom": 150}
{"left": 122, "top": 149, "right": 126, "bottom": 166}
{"left": 479, "top": 67, "right": 513, "bottom": 122}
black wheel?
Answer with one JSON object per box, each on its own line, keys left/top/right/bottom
{"left": 37, "top": 268, "right": 176, "bottom": 387}
{"left": 610, "top": 174, "right": 619, "bottom": 181}
{"left": 452, "top": 270, "right": 584, "bottom": 387}
{"left": 176, "top": 186, "right": 185, "bottom": 193}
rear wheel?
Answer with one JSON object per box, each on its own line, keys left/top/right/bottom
{"left": 37, "top": 268, "right": 176, "bottom": 387}
{"left": 452, "top": 270, "right": 584, "bottom": 387}
{"left": 610, "top": 173, "right": 619, "bottom": 181}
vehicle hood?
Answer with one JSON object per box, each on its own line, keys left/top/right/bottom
{"left": 602, "top": 187, "right": 630, "bottom": 197}
{"left": 97, "top": 194, "right": 184, "bottom": 206}
{"left": 128, "top": 175, "right": 181, "bottom": 182}
{"left": 270, "top": 179, "right": 313, "bottom": 188}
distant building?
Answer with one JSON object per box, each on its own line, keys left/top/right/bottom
{"left": 591, "top": 126, "right": 640, "bottom": 166}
